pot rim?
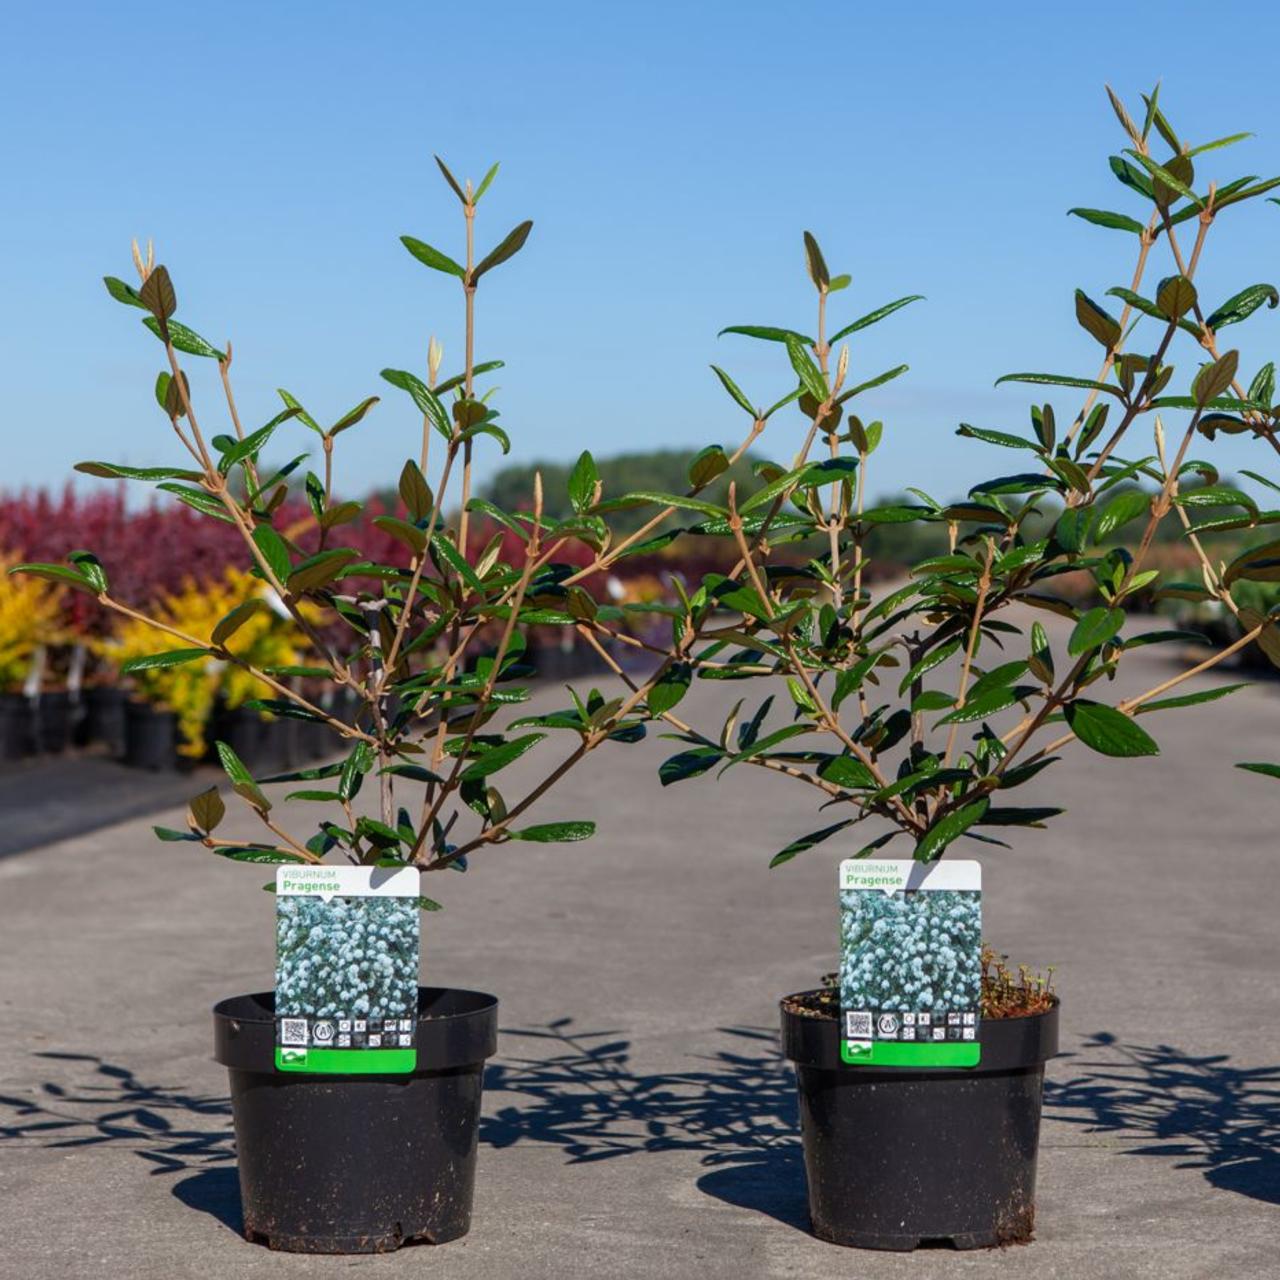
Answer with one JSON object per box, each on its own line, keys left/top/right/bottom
{"left": 213, "top": 986, "right": 499, "bottom": 1075}
{"left": 780, "top": 989, "right": 1059, "bottom": 1075}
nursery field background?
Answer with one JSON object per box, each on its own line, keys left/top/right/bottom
{"left": 1, "top": 611, "right": 1278, "bottom": 1279}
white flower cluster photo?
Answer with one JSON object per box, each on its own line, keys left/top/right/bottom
{"left": 839, "top": 888, "right": 981, "bottom": 1015}
{"left": 276, "top": 895, "right": 419, "bottom": 1019}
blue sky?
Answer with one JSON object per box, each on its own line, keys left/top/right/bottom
{"left": 3, "top": 1, "right": 1279, "bottom": 505}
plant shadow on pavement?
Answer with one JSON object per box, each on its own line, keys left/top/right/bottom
{"left": 1045, "top": 1032, "right": 1280, "bottom": 1205}
{"left": 482, "top": 1021, "right": 808, "bottom": 1230}
{"left": 0, "top": 1051, "right": 241, "bottom": 1234}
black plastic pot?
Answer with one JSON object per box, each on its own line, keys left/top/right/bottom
{"left": 213, "top": 987, "right": 498, "bottom": 1253}
{"left": 781, "top": 993, "right": 1059, "bottom": 1251}
{"left": 0, "top": 693, "right": 32, "bottom": 760}
{"left": 34, "top": 690, "right": 74, "bottom": 754}
{"left": 124, "top": 700, "right": 177, "bottom": 770}
{"left": 83, "top": 685, "right": 128, "bottom": 756}
{"left": 211, "top": 706, "right": 287, "bottom": 773}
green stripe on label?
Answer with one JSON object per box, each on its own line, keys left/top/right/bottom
{"left": 275, "top": 1046, "right": 417, "bottom": 1074}
{"left": 841, "top": 1040, "right": 980, "bottom": 1068}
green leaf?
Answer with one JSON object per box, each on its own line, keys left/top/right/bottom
{"left": 1155, "top": 275, "right": 1198, "bottom": 321}
{"left": 1067, "top": 207, "right": 1146, "bottom": 234}
{"left": 474, "top": 161, "right": 500, "bottom": 202}
{"left": 785, "top": 335, "right": 827, "bottom": 402}
{"left": 710, "top": 365, "right": 755, "bottom": 417}
{"left": 215, "top": 847, "right": 309, "bottom": 864}
{"left": 277, "top": 389, "right": 322, "bottom": 436}
{"left": 935, "top": 688, "right": 1021, "bottom": 725}
{"left": 956, "top": 424, "right": 1038, "bottom": 451}
{"left": 215, "top": 740, "right": 272, "bottom": 811}
{"left": 1134, "top": 683, "right": 1248, "bottom": 714}
{"left": 1236, "top": 762, "right": 1280, "bottom": 780}
{"left": 802, "top": 230, "right": 829, "bottom": 289}
{"left": 660, "top": 747, "right": 723, "bottom": 786}
{"left": 611, "top": 490, "right": 724, "bottom": 517}
{"left": 338, "top": 741, "right": 373, "bottom": 803}
{"left": 978, "top": 806, "right": 1064, "bottom": 827}
{"left": 816, "top": 755, "right": 877, "bottom": 789}
{"left": 287, "top": 549, "right": 359, "bottom": 595}
{"left": 433, "top": 154, "right": 467, "bottom": 203}
{"left": 1127, "top": 150, "right": 1201, "bottom": 208}
{"left": 380, "top": 368, "right": 450, "bottom": 437}
{"left": 431, "top": 533, "right": 483, "bottom": 593}
{"left": 913, "top": 799, "right": 990, "bottom": 863}
{"left": 398, "top": 459, "right": 433, "bottom": 521}
{"left": 1069, "top": 607, "right": 1124, "bottom": 656}
{"left": 568, "top": 450, "right": 598, "bottom": 514}
{"left": 1225, "top": 539, "right": 1280, "bottom": 585}
{"left": 374, "top": 515, "right": 426, "bottom": 554}
{"left": 401, "top": 235, "right": 466, "bottom": 278}
{"left": 718, "top": 324, "right": 814, "bottom": 345}
{"left": 8, "top": 562, "right": 96, "bottom": 593}
{"left": 995, "top": 372, "right": 1122, "bottom": 398}
{"left": 1095, "top": 490, "right": 1150, "bottom": 541}
{"left": 251, "top": 525, "right": 292, "bottom": 583}
{"left": 829, "top": 295, "right": 925, "bottom": 344}
{"left": 508, "top": 821, "right": 596, "bottom": 843}
{"left": 142, "top": 315, "right": 223, "bottom": 360}
{"left": 138, "top": 265, "right": 177, "bottom": 321}
{"left": 153, "top": 826, "right": 201, "bottom": 842}
{"left": 460, "top": 733, "right": 545, "bottom": 782}
{"left": 120, "top": 648, "right": 208, "bottom": 674}
{"left": 1075, "top": 290, "right": 1121, "bottom": 348}
{"left": 67, "top": 550, "right": 108, "bottom": 593}
{"left": 1193, "top": 350, "right": 1239, "bottom": 407}
{"left": 75, "top": 460, "right": 202, "bottom": 482}
{"left": 837, "top": 364, "right": 909, "bottom": 403}
{"left": 188, "top": 787, "right": 225, "bottom": 833}
{"left": 1206, "top": 284, "right": 1280, "bottom": 332}
{"left": 768, "top": 819, "right": 856, "bottom": 869}
{"left": 688, "top": 444, "right": 730, "bottom": 488}
{"left": 472, "top": 220, "right": 533, "bottom": 282}
{"left": 1065, "top": 701, "right": 1159, "bottom": 757}
{"left": 103, "top": 275, "right": 147, "bottom": 308}
{"left": 648, "top": 662, "right": 692, "bottom": 716}
{"left": 329, "top": 396, "right": 379, "bottom": 436}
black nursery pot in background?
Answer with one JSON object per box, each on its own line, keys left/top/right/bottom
{"left": 123, "top": 699, "right": 177, "bottom": 770}
{"left": 213, "top": 987, "right": 498, "bottom": 1254}
{"left": 34, "top": 690, "right": 73, "bottom": 754}
{"left": 0, "top": 693, "right": 32, "bottom": 760}
{"left": 781, "top": 995, "right": 1059, "bottom": 1251}
{"left": 82, "top": 685, "right": 128, "bottom": 756}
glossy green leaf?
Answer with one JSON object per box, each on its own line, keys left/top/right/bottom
{"left": 1065, "top": 701, "right": 1159, "bottom": 757}
{"left": 401, "top": 235, "right": 466, "bottom": 278}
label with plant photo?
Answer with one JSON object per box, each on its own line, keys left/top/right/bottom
{"left": 274, "top": 865, "right": 420, "bottom": 1074}
{"left": 839, "top": 859, "right": 981, "bottom": 1068}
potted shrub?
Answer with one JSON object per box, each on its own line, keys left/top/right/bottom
{"left": 10, "top": 160, "right": 695, "bottom": 1253}
{"left": 615, "top": 85, "right": 1280, "bottom": 1248}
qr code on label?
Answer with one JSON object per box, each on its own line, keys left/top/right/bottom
{"left": 844, "top": 1011, "right": 873, "bottom": 1039}
{"left": 280, "top": 1018, "right": 309, "bottom": 1046}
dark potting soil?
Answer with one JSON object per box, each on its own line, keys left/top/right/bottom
{"left": 782, "top": 985, "right": 1051, "bottom": 1023}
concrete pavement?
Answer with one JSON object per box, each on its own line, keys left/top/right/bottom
{"left": 1, "top": 621, "right": 1278, "bottom": 1278}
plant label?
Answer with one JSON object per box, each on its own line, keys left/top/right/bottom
{"left": 838, "top": 859, "right": 981, "bottom": 1068}
{"left": 274, "top": 865, "right": 420, "bottom": 1074}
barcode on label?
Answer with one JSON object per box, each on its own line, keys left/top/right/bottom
{"left": 844, "top": 1011, "right": 873, "bottom": 1039}
{"left": 280, "top": 1018, "right": 309, "bottom": 1046}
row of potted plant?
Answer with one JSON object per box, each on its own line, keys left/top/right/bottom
{"left": 14, "top": 84, "right": 1280, "bottom": 1253}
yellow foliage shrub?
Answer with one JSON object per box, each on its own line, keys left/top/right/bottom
{"left": 0, "top": 552, "right": 66, "bottom": 690}
{"left": 97, "top": 567, "right": 308, "bottom": 756}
